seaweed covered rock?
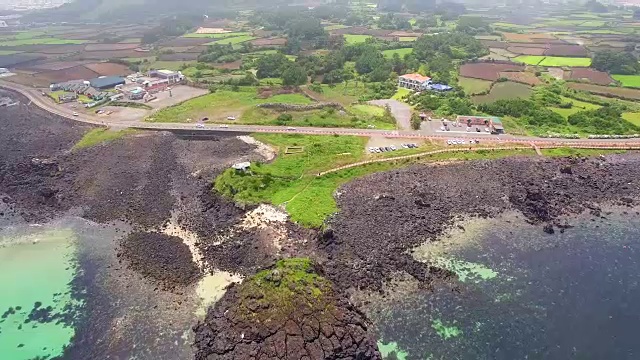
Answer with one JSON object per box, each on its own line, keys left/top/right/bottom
{"left": 193, "top": 258, "right": 381, "bottom": 360}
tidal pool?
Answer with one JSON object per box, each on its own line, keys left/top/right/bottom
{"left": 365, "top": 209, "right": 640, "bottom": 360}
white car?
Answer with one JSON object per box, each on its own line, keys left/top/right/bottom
{"left": 219, "top": 124, "right": 229, "bottom": 128}
{"left": 195, "top": 123, "right": 205, "bottom": 128}
{"left": 390, "top": 145, "right": 397, "bottom": 151}
{"left": 227, "top": 116, "right": 236, "bottom": 121}
{"left": 72, "top": 112, "right": 79, "bottom": 116}
{"left": 287, "top": 127, "right": 297, "bottom": 131}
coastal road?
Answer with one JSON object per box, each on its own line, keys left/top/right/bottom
{"left": 4, "top": 81, "right": 640, "bottom": 149}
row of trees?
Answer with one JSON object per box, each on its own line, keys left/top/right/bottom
{"left": 592, "top": 50, "right": 640, "bottom": 75}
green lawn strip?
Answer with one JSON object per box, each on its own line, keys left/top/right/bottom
{"left": 458, "top": 77, "right": 493, "bottom": 95}
{"left": 550, "top": 96, "right": 601, "bottom": 118}
{"left": 147, "top": 88, "right": 312, "bottom": 123}
{"left": 0, "top": 49, "right": 22, "bottom": 55}
{"left": 539, "top": 56, "right": 591, "bottom": 67}
{"left": 344, "top": 34, "right": 372, "bottom": 44}
{"left": 541, "top": 147, "right": 625, "bottom": 157}
{"left": 391, "top": 87, "right": 412, "bottom": 100}
{"left": 622, "top": 112, "right": 640, "bottom": 126}
{"left": 183, "top": 31, "right": 250, "bottom": 38}
{"left": 612, "top": 75, "right": 640, "bottom": 88}
{"left": 577, "top": 20, "right": 606, "bottom": 27}
{"left": 398, "top": 37, "right": 418, "bottom": 42}
{"left": 382, "top": 47, "right": 413, "bottom": 58}
{"left": 324, "top": 24, "right": 350, "bottom": 30}
{"left": 73, "top": 128, "right": 135, "bottom": 150}
{"left": 206, "top": 35, "right": 257, "bottom": 45}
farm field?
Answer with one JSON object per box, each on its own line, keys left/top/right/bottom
{"left": 612, "top": 75, "right": 640, "bottom": 88}
{"left": 568, "top": 83, "right": 640, "bottom": 100}
{"left": 498, "top": 71, "right": 542, "bottom": 85}
{"left": 240, "top": 106, "right": 395, "bottom": 129}
{"left": 458, "top": 77, "right": 493, "bottom": 95}
{"left": 382, "top": 48, "right": 413, "bottom": 58}
{"left": 183, "top": 31, "right": 250, "bottom": 38}
{"left": 471, "top": 81, "right": 533, "bottom": 104}
{"left": 514, "top": 55, "right": 591, "bottom": 67}
{"left": 398, "top": 37, "right": 418, "bottom": 42}
{"left": 0, "top": 38, "right": 88, "bottom": 46}
{"left": 147, "top": 88, "right": 312, "bottom": 123}
{"left": 459, "top": 62, "right": 525, "bottom": 81}
{"left": 208, "top": 35, "right": 257, "bottom": 45}
{"left": 344, "top": 34, "right": 372, "bottom": 44}
{"left": 568, "top": 68, "right": 614, "bottom": 85}
{"left": 622, "top": 112, "right": 640, "bottom": 126}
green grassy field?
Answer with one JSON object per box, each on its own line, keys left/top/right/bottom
{"left": 0, "top": 50, "right": 21, "bottom": 55}
{"left": 208, "top": 35, "right": 257, "bottom": 45}
{"left": 304, "top": 82, "right": 367, "bottom": 105}
{"left": 183, "top": 31, "right": 250, "bottom": 38}
{"left": 578, "top": 20, "right": 606, "bottom": 27}
{"left": 513, "top": 55, "right": 546, "bottom": 65}
{"left": 240, "top": 106, "right": 395, "bottom": 129}
{"left": 514, "top": 55, "right": 591, "bottom": 67}
{"left": 344, "top": 34, "right": 372, "bottom": 44}
{"left": 492, "top": 22, "right": 534, "bottom": 30}
{"left": 399, "top": 37, "right": 418, "bottom": 42}
{"left": 147, "top": 88, "right": 312, "bottom": 123}
{"left": 73, "top": 128, "right": 135, "bottom": 150}
{"left": 622, "top": 112, "right": 640, "bottom": 126}
{"left": 613, "top": 75, "right": 640, "bottom": 88}
{"left": 0, "top": 38, "right": 87, "bottom": 46}
{"left": 139, "top": 60, "right": 193, "bottom": 71}
{"left": 471, "top": 81, "right": 532, "bottom": 104}
{"left": 382, "top": 47, "right": 413, "bottom": 58}
{"left": 576, "top": 29, "right": 624, "bottom": 34}
{"left": 458, "top": 77, "right": 493, "bottom": 95}
{"left": 550, "top": 96, "right": 601, "bottom": 118}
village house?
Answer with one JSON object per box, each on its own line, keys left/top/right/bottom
{"left": 398, "top": 73, "right": 432, "bottom": 91}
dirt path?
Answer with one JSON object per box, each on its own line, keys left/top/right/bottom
{"left": 368, "top": 99, "right": 412, "bottom": 130}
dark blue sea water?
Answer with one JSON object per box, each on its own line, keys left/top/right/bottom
{"left": 369, "top": 210, "right": 640, "bottom": 360}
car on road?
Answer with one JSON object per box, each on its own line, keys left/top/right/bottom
{"left": 227, "top": 116, "right": 236, "bottom": 121}
{"left": 368, "top": 147, "right": 376, "bottom": 153}
{"left": 287, "top": 127, "right": 297, "bottom": 131}
{"left": 390, "top": 145, "right": 397, "bottom": 151}
{"left": 72, "top": 112, "right": 78, "bottom": 116}
{"left": 195, "top": 123, "right": 205, "bottom": 129}
{"left": 219, "top": 124, "right": 228, "bottom": 128}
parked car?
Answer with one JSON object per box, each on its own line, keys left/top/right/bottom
{"left": 195, "top": 123, "right": 205, "bottom": 128}
{"left": 287, "top": 127, "right": 297, "bottom": 131}
{"left": 219, "top": 124, "right": 229, "bottom": 128}
{"left": 390, "top": 145, "right": 397, "bottom": 151}
{"left": 402, "top": 144, "right": 409, "bottom": 149}
{"left": 227, "top": 116, "right": 236, "bottom": 121}
{"left": 72, "top": 112, "right": 79, "bottom": 116}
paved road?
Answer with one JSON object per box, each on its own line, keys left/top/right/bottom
{"left": 368, "top": 99, "right": 411, "bottom": 130}
{"left": 4, "top": 81, "right": 640, "bottom": 148}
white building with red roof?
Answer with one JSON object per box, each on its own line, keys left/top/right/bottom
{"left": 398, "top": 73, "right": 432, "bottom": 91}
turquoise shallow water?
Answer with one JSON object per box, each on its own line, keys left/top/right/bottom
{"left": 368, "top": 210, "right": 640, "bottom": 360}
{"left": 0, "top": 227, "right": 81, "bottom": 360}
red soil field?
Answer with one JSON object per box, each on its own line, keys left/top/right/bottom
{"left": 36, "top": 65, "right": 100, "bottom": 83}
{"left": 544, "top": 45, "right": 589, "bottom": 57}
{"left": 568, "top": 83, "right": 640, "bottom": 100}
{"left": 250, "top": 37, "right": 287, "bottom": 46}
{"left": 507, "top": 46, "right": 547, "bottom": 55}
{"left": 159, "top": 53, "right": 200, "bottom": 61}
{"left": 84, "top": 62, "right": 132, "bottom": 76}
{"left": 459, "top": 62, "right": 525, "bottom": 81}
{"left": 18, "top": 60, "right": 92, "bottom": 71}
{"left": 212, "top": 60, "right": 242, "bottom": 70}
{"left": 158, "top": 37, "right": 213, "bottom": 47}
{"left": 498, "top": 71, "right": 542, "bottom": 85}
{"left": 502, "top": 32, "right": 557, "bottom": 42}
{"left": 567, "top": 68, "right": 614, "bottom": 86}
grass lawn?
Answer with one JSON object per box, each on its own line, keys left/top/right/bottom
{"left": 73, "top": 128, "right": 135, "bottom": 150}
{"left": 550, "top": 96, "right": 601, "bottom": 118}
{"left": 140, "top": 60, "right": 193, "bottom": 71}
{"left": 303, "top": 82, "right": 366, "bottom": 106}
{"left": 349, "top": 104, "right": 385, "bottom": 117}
{"left": 458, "top": 77, "right": 493, "bottom": 95}
{"left": 147, "top": 88, "right": 312, "bottom": 123}
{"left": 344, "top": 34, "right": 372, "bottom": 44}
{"left": 513, "top": 55, "right": 591, "bottom": 67}
{"left": 513, "top": 55, "right": 546, "bottom": 65}
{"left": 259, "top": 77, "right": 283, "bottom": 85}
{"left": 613, "top": 75, "right": 640, "bottom": 88}
{"left": 576, "top": 29, "right": 624, "bottom": 34}
{"left": 208, "top": 35, "right": 257, "bottom": 45}
{"left": 492, "top": 22, "right": 534, "bottom": 30}
{"left": 0, "top": 50, "right": 21, "bottom": 55}
{"left": 382, "top": 47, "right": 413, "bottom": 58}
{"left": 183, "top": 31, "right": 250, "bottom": 38}
{"left": 399, "top": 37, "right": 418, "bottom": 42}
{"left": 391, "top": 87, "right": 412, "bottom": 100}
{"left": 471, "top": 81, "right": 532, "bottom": 104}
{"left": 578, "top": 20, "right": 606, "bottom": 27}
{"left": 622, "top": 112, "right": 640, "bottom": 126}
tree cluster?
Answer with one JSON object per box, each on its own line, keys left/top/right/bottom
{"left": 477, "top": 99, "right": 566, "bottom": 128}
{"left": 568, "top": 106, "right": 639, "bottom": 135}
{"left": 592, "top": 50, "right": 640, "bottom": 75}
